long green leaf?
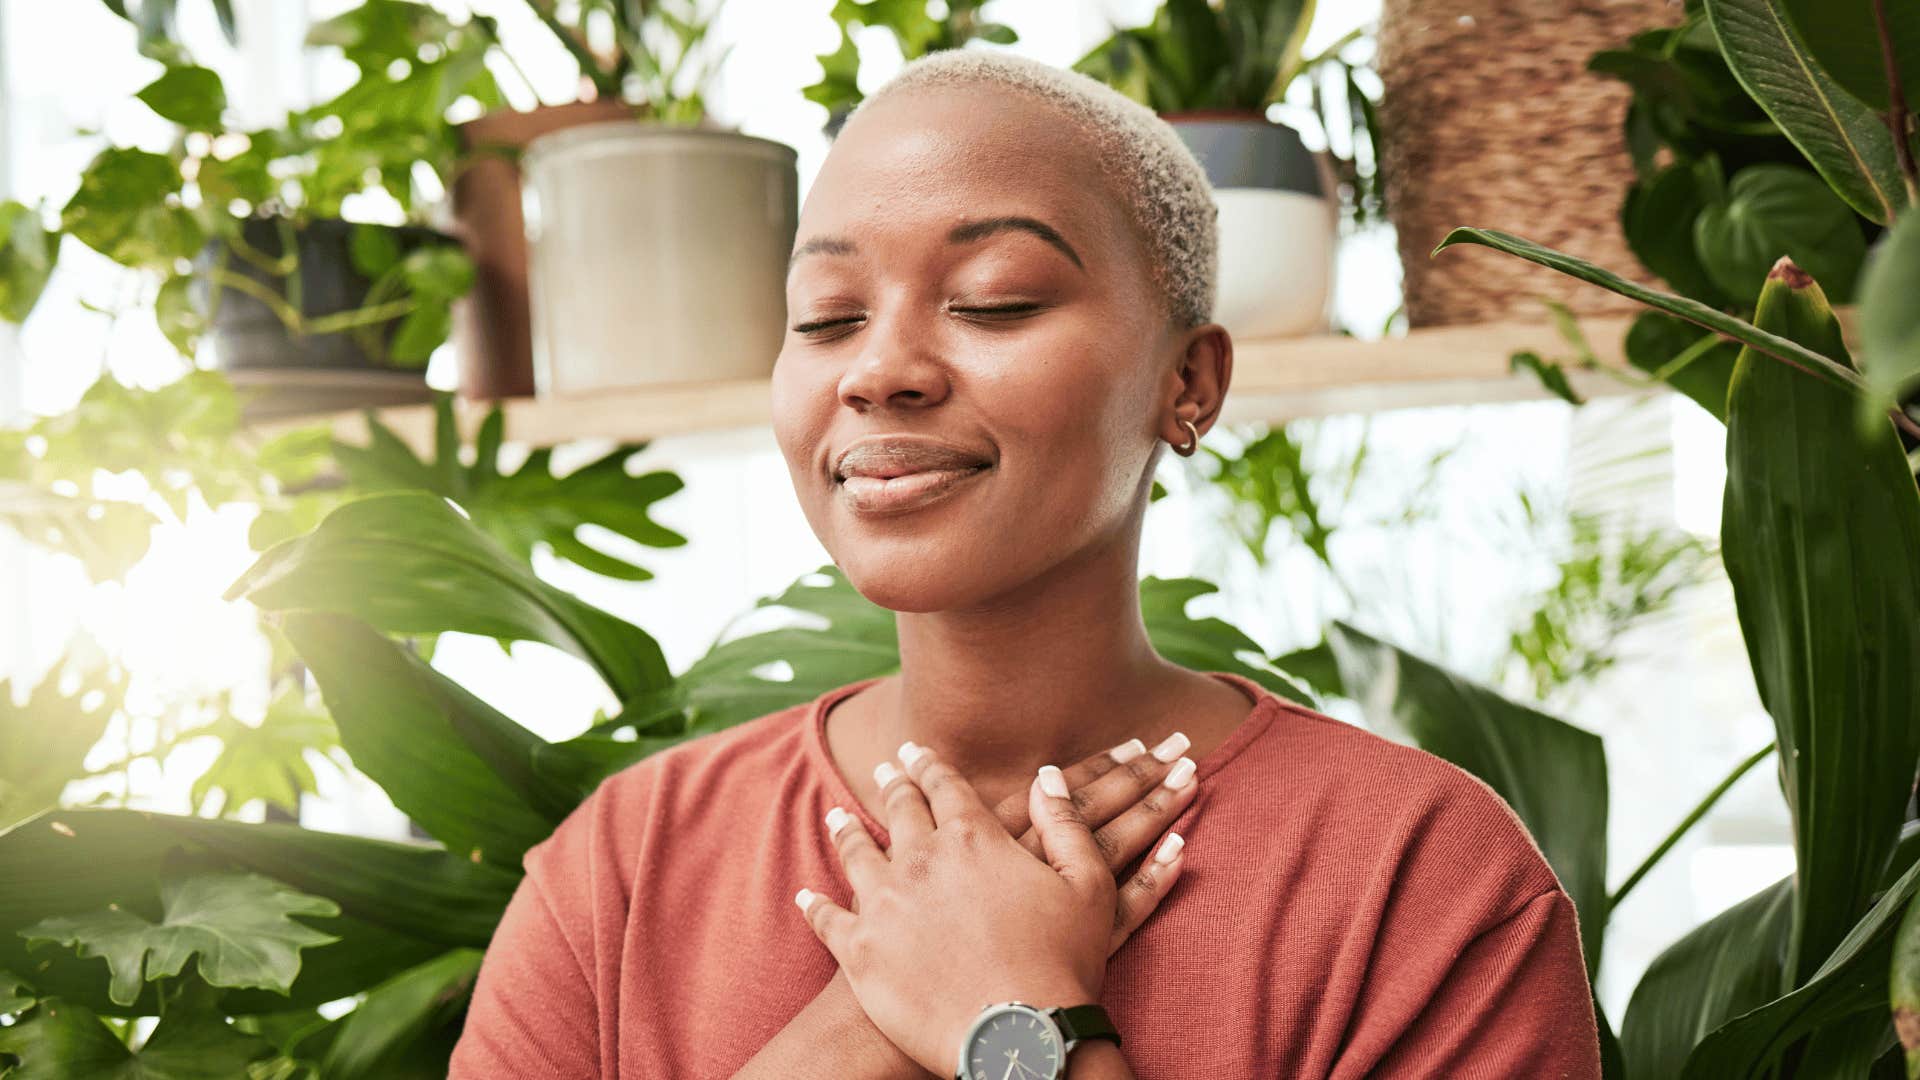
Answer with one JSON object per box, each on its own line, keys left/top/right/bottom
{"left": 1325, "top": 621, "right": 1609, "bottom": 976}
{"left": 322, "top": 948, "right": 482, "bottom": 1079}
{"left": 1621, "top": 877, "right": 1793, "bottom": 1078}
{"left": 1683, "top": 855, "right": 1920, "bottom": 1075}
{"left": 1704, "top": 0, "right": 1905, "bottom": 224}
{"left": 1433, "top": 228, "right": 1875, "bottom": 400}
{"left": 282, "top": 613, "right": 570, "bottom": 867}
{"left": 1781, "top": 0, "right": 1920, "bottom": 114}
{"left": 1720, "top": 261, "right": 1920, "bottom": 987}
{"left": 228, "top": 491, "right": 670, "bottom": 705}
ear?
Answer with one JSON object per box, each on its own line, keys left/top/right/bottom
{"left": 1162, "top": 323, "right": 1232, "bottom": 448}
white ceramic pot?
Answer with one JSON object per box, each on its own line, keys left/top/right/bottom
{"left": 1166, "top": 114, "right": 1335, "bottom": 339}
{"left": 521, "top": 122, "right": 799, "bottom": 396}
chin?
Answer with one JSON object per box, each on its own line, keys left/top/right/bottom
{"left": 832, "top": 546, "right": 982, "bottom": 613}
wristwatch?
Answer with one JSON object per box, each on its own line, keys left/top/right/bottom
{"left": 954, "top": 1000, "right": 1122, "bottom": 1080}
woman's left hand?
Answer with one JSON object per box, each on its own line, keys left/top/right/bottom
{"left": 795, "top": 741, "right": 1173, "bottom": 1076}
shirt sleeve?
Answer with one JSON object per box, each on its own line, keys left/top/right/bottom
{"left": 446, "top": 865, "right": 603, "bottom": 1079}
{"left": 1358, "top": 888, "right": 1604, "bottom": 1079}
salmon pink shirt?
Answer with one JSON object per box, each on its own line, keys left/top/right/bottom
{"left": 450, "top": 670, "right": 1602, "bottom": 1078}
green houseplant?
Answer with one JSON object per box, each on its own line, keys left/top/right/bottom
{"left": 1315, "top": 0, "right": 1920, "bottom": 1072}
{"left": 0, "top": 478, "right": 1313, "bottom": 1074}
{"left": 1073, "top": 0, "right": 1359, "bottom": 339}
{"left": 306, "top": 0, "right": 740, "bottom": 399}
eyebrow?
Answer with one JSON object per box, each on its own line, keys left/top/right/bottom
{"left": 787, "top": 215, "right": 1085, "bottom": 274}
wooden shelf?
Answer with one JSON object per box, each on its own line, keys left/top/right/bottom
{"left": 247, "top": 317, "right": 1648, "bottom": 452}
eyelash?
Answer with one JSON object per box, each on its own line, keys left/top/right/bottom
{"left": 792, "top": 303, "right": 1042, "bottom": 336}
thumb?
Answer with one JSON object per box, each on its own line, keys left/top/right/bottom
{"left": 1030, "top": 764, "right": 1106, "bottom": 896}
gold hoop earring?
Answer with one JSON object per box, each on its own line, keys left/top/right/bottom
{"left": 1174, "top": 417, "right": 1200, "bottom": 455}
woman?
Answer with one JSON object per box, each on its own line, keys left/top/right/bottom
{"left": 451, "top": 49, "right": 1602, "bottom": 1079}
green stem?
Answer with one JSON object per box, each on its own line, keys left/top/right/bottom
{"left": 204, "top": 267, "right": 416, "bottom": 338}
{"left": 207, "top": 266, "right": 303, "bottom": 328}
{"left": 1608, "top": 743, "right": 1776, "bottom": 914}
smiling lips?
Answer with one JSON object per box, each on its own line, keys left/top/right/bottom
{"left": 833, "top": 436, "right": 993, "bottom": 514}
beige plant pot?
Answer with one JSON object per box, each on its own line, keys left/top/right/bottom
{"left": 521, "top": 123, "right": 799, "bottom": 397}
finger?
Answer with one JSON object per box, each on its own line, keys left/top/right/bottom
{"left": 873, "top": 758, "right": 932, "bottom": 848}
{"left": 990, "top": 736, "right": 1150, "bottom": 838}
{"left": 824, "top": 805, "right": 887, "bottom": 895}
{"left": 1029, "top": 764, "right": 1109, "bottom": 897}
{"left": 1108, "top": 830, "right": 1186, "bottom": 956}
{"left": 795, "top": 886, "right": 856, "bottom": 962}
{"left": 1078, "top": 754, "right": 1198, "bottom": 871}
{"left": 1017, "top": 744, "right": 1197, "bottom": 869}
{"left": 900, "top": 741, "right": 995, "bottom": 830}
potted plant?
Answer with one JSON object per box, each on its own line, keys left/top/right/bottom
{"left": 26, "top": 39, "right": 483, "bottom": 419}
{"left": 1073, "top": 0, "right": 1344, "bottom": 339}
{"left": 313, "top": 0, "right": 797, "bottom": 400}
{"left": 507, "top": 0, "right": 800, "bottom": 397}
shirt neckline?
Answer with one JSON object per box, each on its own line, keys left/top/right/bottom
{"left": 801, "top": 670, "right": 1285, "bottom": 847}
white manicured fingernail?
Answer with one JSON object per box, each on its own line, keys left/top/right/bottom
{"left": 1150, "top": 731, "right": 1190, "bottom": 763}
{"left": 874, "top": 761, "right": 901, "bottom": 788}
{"left": 1109, "top": 738, "right": 1147, "bottom": 763}
{"left": 795, "top": 887, "right": 815, "bottom": 911}
{"left": 825, "top": 806, "right": 851, "bottom": 835}
{"left": 1163, "top": 756, "right": 1196, "bottom": 790}
{"left": 1154, "top": 832, "right": 1184, "bottom": 865}
{"left": 1037, "top": 764, "right": 1069, "bottom": 798}
{"left": 898, "top": 740, "right": 927, "bottom": 768}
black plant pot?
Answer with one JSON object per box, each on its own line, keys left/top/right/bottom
{"left": 197, "top": 216, "right": 456, "bottom": 419}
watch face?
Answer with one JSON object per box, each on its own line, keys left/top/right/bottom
{"left": 964, "top": 1004, "right": 1063, "bottom": 1080}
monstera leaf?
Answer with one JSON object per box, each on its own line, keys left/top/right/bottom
{"left": 0, "top": 660, "right": 120, "bottom": 831}
{"left": 229, "top": 491, "right": 671, "bottom": 706}
{"left": 0, "top": 482, "right": 156, "bottom": 582}
{"left": 329, "top": 396, "right": 687, "bottom": 582}
{"left": 0, "top": 976, "right": 272, "bottom": 1080}
{"left": 186, "top": 684, "right": 344, "bottom": 817}
{"left": 0, "top": 808, "right": 515, "bottom": 1016}
{"left": 0, "top": 969, "right": 33, "bottom": 1015}
{"left": 281, "top": 612, "right": 574, "bottom": 866}
{"left": 1141, "top": 577, "right": 1315, "bottom": 706}
{"left": 543, "top": 567, "right": 1319, "bottom": 790}
{"left": 20, "top": 867, "right": 340, "bottom": 1007}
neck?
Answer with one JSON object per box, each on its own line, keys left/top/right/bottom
{"left": 866, "top": 531, "right": 1187, "bottom": 797}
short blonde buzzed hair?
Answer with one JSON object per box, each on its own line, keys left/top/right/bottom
{"left": 850, "top": 49, "right": 1219, "bottom": 331}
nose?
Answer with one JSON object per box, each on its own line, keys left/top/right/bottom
{"left": 836, "top": 312, "right": 951, "bottom": 413}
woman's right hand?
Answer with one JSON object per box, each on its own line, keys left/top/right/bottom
{"left": 789, "top": 736, "right": 1196, "bottom": 1080}
{"left": 988, "top": 733, "right": 1198, "bottom": 955}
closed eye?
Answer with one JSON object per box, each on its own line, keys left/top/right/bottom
{"left": 952, "top": 302, "right": 1043, "bottom": 319}
{"left": 793, "top": 315, "right": 862, "bottom": 334}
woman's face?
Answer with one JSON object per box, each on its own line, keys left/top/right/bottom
{"left": 772, "top": 84, "right": 1184, "bottom": 613}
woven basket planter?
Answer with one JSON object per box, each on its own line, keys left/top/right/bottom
{"left": 1378, "top": 0, "right": 1679, "bottom": 327}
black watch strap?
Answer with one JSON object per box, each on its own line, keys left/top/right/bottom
{"left": 1052, "top": 1003, "right": 1122, "bottom": 1050}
